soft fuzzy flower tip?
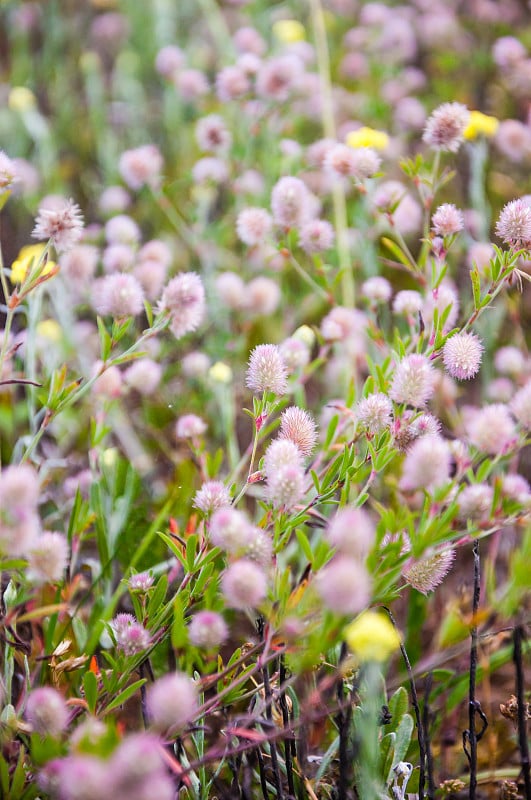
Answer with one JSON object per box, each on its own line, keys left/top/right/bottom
{"left": 246, "top": 344, "right": 288, "bottom": 395}
{"left": 442, "top": 332, "right": 483, "bottom": 380}
{"left": 32, "top": 199, "right": 84, "bottom": 253}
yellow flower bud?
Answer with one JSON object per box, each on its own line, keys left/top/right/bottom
{"left": 101, "top": 447, "right": 119, "bottom": 468}
{"left": 10, "top": 244, "right": 56, "bottom": 285}
{"left": 209, "top": 361, "right": 233, "bottom": 384}
{"left": 293, "top": 325, "right": 315, "bottom": 349}
{"left": 272, "top": 19, "right": 305, "bottom": 44}
{"left": 36, "top": 319, "right": 62, "bottom": 343}
{"left": 8, "top": 87, "right": 37, "bottom": 113}
{"left": 344, "top": 610, "right": 401, "bottom": 662}
{"left": 346, "top": 127, "right": 390, "bottom": 151}
{"left": 463, "top": 110, "right": 499, "bottom": 140}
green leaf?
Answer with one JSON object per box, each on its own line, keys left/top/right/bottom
{"left": 470, "top": 265, "right": 481, "bottom": 310}
{"left": 381, "top": 237, "right": 416, "bottom": 271}
{"left": 147, "top": 574, "right": 168, "bottom": 619}
{"left": 171, "top": 595, "right": 188, "bottom": 649}
{"left": 388, "top": 685, "right": 409, "bottom": 725}
{"left": 387, "top": 713, "right": 414, "bottom": 783}
{"left": 83, "top": 670, "right": 99, "bottom": 714}
{"left": 295, "top": 529, "right": 313, "bottom": 564}
{"left": 102, "top": 678, "right": 147, "bottom": 714}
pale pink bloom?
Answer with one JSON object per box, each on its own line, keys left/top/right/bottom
{"left": 119, "top": 145, "right": 163, "bottom": 191}
{"left": 221, "top": 559, "right": 267, "bottom": 609}
{"left": 245, "top": 526, "right": 273, "bottom": 566}
{"left": 175, "top": 414, "right": 207, "bottom": 439}
{"left": 195, "top": 114, "right": 232, "bottom": 153}
{"left": 233, "top": 26, "right": 266, "bottom": 55}
{"left": 306, "top": 138, "right": 337, "bottom": 168}
{"left": 299, "top": 219, "right": 335, "bottom": 253}
{"left": 181, "top": 351, "right": 210, "bottom": 377}
{"left": 209, "top": 508, "right": 252, "bottom": 553}
{"left": 174, "top": 68, "right": 209, "bottom": 100}
{"left": 188, "top": 611, "right": 228, "bottom": 648}
{"left": 393, "top": 290, "right": 423, "bottom": 316}
{"left": 0, "top": 150, "right": 18, "bottom": 193}
{"left": 320, "top": 306, "right": 366, "bottom": 342}
{"left": 466, "top": 404, "right": 517, "bottom": 454}
{"left": 279, "top": 407, "right": 318, "bottom": 458}
{"left": 246, "top": 344, "right": 288, "bottom": 395}
{"left": 511, "top": 381, "right": 531, "bottom": 429}
{"left": 362, "top": 276, "right": 392, "bottom": 303}
{"left": 326, "top": 508, "right": 375, "bottom": 559}
{"left": 104, "top": 214, "right": 140, "bottom": 245}
{"left": 155, "top": 45, "right": 185, "bottom": 78}
{"left": 99, "top": 185, "right": 131, "bottom": 215}
{"left": 494, "top": 345, "right": 526, "bottom": 377}
{"left": 280, "top": 337, "right": 310, "bottom": 371}
{"left": 495, "top": 119, "right": 531, "bottom": 163}
{"left": 0, "top": 465, "right": 41, "bottom": 557}
{"left": 264, "top": 438, "right": 303, "bottom": 477}
{"left": 399, "top": 435, "right": 452, "bottom": 491}
{"left": 495, "top": 198, "right": 531, "bottom": 248}
{"left": 403, "top": 549, "right": 455, "bottom": 594}
{"left": 128, "top": 572, "right": 155, "bottom": 592}
{"left": 25, "top": 688, "right": 69, "bottom": 737}
{"left": 487, "top": 377, "right": 514, "bottom": 403}
{"left": 32, "top": 198, "right": 84, "bottom": 253}
{"left": 194, "top": 481, "right": 231, "bottom": 515}
{"left": 501, "top": 474, "right": 531, "bottom": 504}
{"left": 467, "top": 241, "right": 495, "bottom": 272}
{"left": 159, "top": 272, "right": 206, "bottom": 339}
{"left": 215, "top": 65, "right": 250, "bottom": 101}
{"left": 432, "top": 203, "right": 464, "bottom": 236}
{"left": 236, "top": 208, "right": 273, "bottom": 246}
{"left": 92, "top": 273, "right": 145, "bottom": 317}
{"left": 423, "top": 102, "right": 469, "bottom": 152}
{"left": 133, "top": 260, "right": 167, "bottom": 301}
{"left": 492, "top": 36, "right": 527, "bottom": 69}
{"left": 271, "top": 176, "right": 312, "bottom": 228}
{"left": 124, "top": 358, "right": 163, "bottom": 395}
{"left": 92, "top": 362, "right": 122, "bottom": 398}
{"left": 265, "top": 461, "right": 304, "bottom": 509}
{"left": 192, "top": 157, "right": 228, "bottom": 184}
{"left": 390, "top": 354, "right": 436, "bottom": 407}
{"left": 256, "top": 55, "right": 304, "bottom": 102}
{"left": 458, "top": 484, "right": 494, "bottom": 521}
{"left": 442, "top": 332, "right": 483, "bottom": 380}
{"left": 138, "top": 239, "right": 172, "bottom": 268}
{"left": 349, "top": 147, "right": 381, "bottom": 180}
{"left": 357, "top": 392, "right": 393, "bottom": 434}
{"left": 60, "top": 245, "right": 98, "bottom": 284}
{"left": 102, "top": 243, "right": 135, "bottom": 273}
{"left": 27, "top": 531, "right": 68, "bottom": 584}
{"left": 112, "top": 613, "right": 151, "bottom": 655}
{"left": 316, "top": 556, "right": 371, "bottom": 615}
{"left": 246, "top": 276, "right": 281, "bottom": 315}
{"left": 216, "top": 272, "right": 246, "bottom": 310}
{"left": 147, "top": 673, "right": 198, "bottom": 735}
{"left": 324, "top": 143, "right": 357, "bottom": 178}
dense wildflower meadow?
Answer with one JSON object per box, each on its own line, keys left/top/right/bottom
{"left": 1, "top": 1, "right": 531, "bottom": 798}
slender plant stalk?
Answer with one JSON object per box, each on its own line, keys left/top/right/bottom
{"left": 279, "top": 655, "right": 296, "bottom": 799}
{"left": 513, "top": 625, "right": 531, "bottom": 800}
{"left": 336, "top": 642, "right": 353, "bottom": 800}
{"left": 423, "top": 672, "right": 436, "bottom": 800}
{"left": 467, "top": 539, "right": 481, "bottom": 800}
{"left": 309, "top": 0, "right": 353, "bottom": 308}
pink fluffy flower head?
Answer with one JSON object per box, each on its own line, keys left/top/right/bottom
{"left": 112, "top": 613, "right": 151, "bottom": 656}
{"left": 119, "top": 144, "right": 163, "bottom": 191}
{"left": 279, "top": 406, "right": 318, "bottom": 457}
{"left": 357, "top": 392, "right": 393, "bottom": 434}
{"left": 326, "top": 507, "right": 376, "bottom": 560}
{"left": 511, "top": 381, "right": 531, "bottom": 429}
{"left": 432, "top": 203, "right": 464, "bottom": 236}
{"left": 442, "top": 331, "right": 483, "bottom": 380}
{"left": 271, "top": 176, "right": 312, "bottom": 228}
{"left": 402, "top": 548, "right": 455, "bottom": 594}
{"left": 221, "top": 559, "right": 267, "bottom": 609}
{"left": 193, "top": 480, "right": 231, "bottom": 515}
{"left": 316, "top": 556, "right": 371, "bottom": 615}
{"left": 188, "top": 611, "right": 229, "bottom": 649}
{"left": 159, "top": 272, "right": 205, "bottom": 339}
{"left": 422, "top": 102, "right": 470, "bottom": 152}
{"left": 25, "top": 687, "right": 69, "bottom": 737}
{"left": 236, "top": 207, "right": 273, "bottom": 246}
{"left": 92, "top": 273, "right": 145, "bottom": 318}
{"left": 32, "top": 198, "right": 84, "bottom": 253}
{"left": 27, "top": 531, "right": 69, "bottom": 584}
{"left": 399, "top": 435, "right": 452, "bottom": 492}
{"left": 146, "top": 672, "right": 198, "bottom": 736}
{"left": 209, "top": 507, "right": 252, "bottom": 553}
{"left": 246, "top": 344, "right": 288, "bottom": 395}
{"left": 495, "top": 198, "right": 531, "bottom": 249}
{"left": 299, "top": 219, "right": 335, "bottom": 253}
{"left": 466, "top": 404, "right": 517, "bottom": 454}
{"left": 390, "top": 354, "right": 436, "bottom": 407}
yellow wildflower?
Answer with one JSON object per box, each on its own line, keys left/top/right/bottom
{"left": 209, "top": 361, "right": 233, "bottom": 384}
{"left": 344, "top": 610, "right": 401, "bottom": 662}
{"left": 464, "top": 111, "right": 499, "bottom": 140}
{"left": 272, "top": 19, "right": 305, "bottom": 44}
{"left": 346, "top": 127, "right": 390, "bottom": 151}
{"left": 36, "top": 320, "right": 62, "bottom": 343}
{"left": 10, "top": 244, "right": 56, "bottom": 285}
{"left": 8, "top": 87, "right": 37, "bottom": 113}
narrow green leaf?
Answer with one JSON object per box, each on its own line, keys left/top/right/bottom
{"left": 102, "top": 678, "right": 146, "bottom": 714}
{"left": 83, "top": 670, "right": 99, "bottom": 714}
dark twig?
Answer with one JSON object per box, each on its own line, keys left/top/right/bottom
{"left": 423, "top": 672, "right": 436, "bottom": 800}
{"left": 385, "top": 607, "right": 427, "bottom": 800}
{"left": 513, "top": 625, "right": 531, "bottom": 800}
{"left": 279, "top": 655, "right": 296, "bottom": 799}
{"left": 258, "top": 617, "right": 284, "bottom": 800}
{"left": 336, "top": 642, "right": 352, "bottom": 800}
{"left": 463, "top": 538, "right": 486, "bottom": 800}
